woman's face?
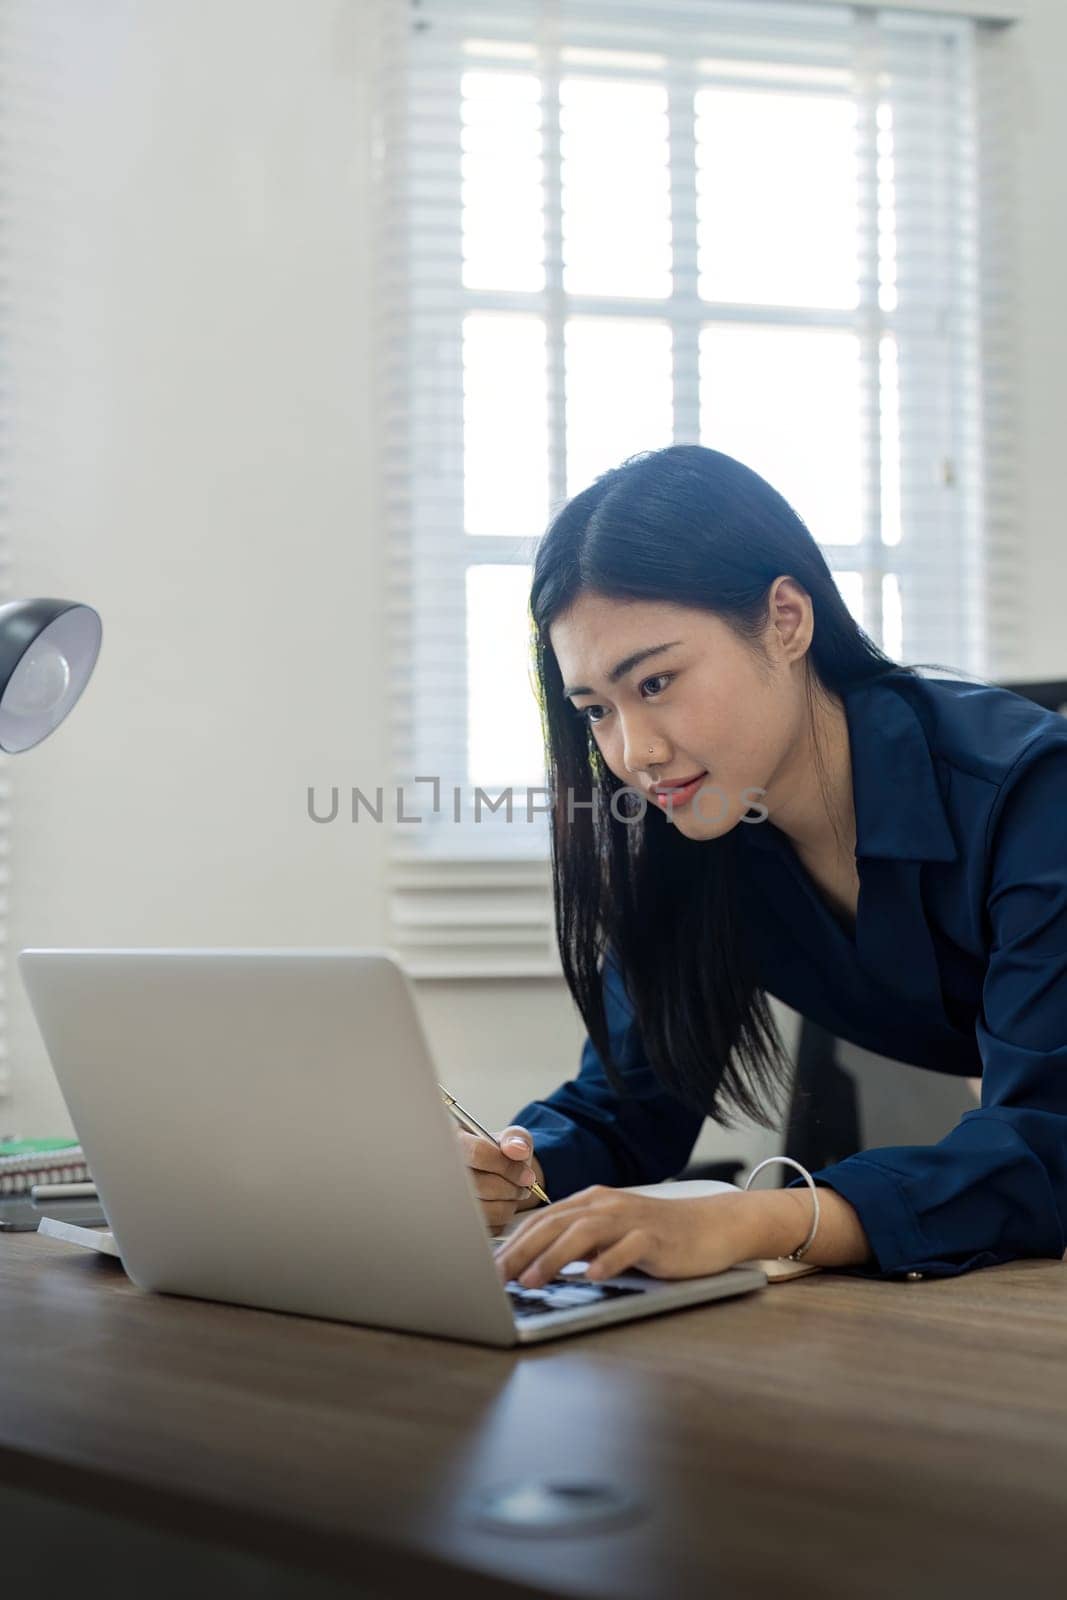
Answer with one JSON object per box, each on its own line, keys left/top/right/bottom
{"left": 548, "top": 586, "right": 812, "bottom": 840}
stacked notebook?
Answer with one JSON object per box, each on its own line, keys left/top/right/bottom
{"left": 0, "top": 1139, "right": 92, "bottom": 1195}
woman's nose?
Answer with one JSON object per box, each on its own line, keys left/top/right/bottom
{"left": 621, "top": 720, "right": 664, "bottom": 777}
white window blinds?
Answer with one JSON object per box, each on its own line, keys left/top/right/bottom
{"left": 374, "top": 0, "right": 1019, "bottom": 976}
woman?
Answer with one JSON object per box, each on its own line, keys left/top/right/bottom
{"left": 458, "top": 445, "right": 1067, "bottom": 1290}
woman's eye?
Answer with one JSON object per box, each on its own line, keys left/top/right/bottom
{"left": 573, "top": 673, "right": 673, "bottom": 726}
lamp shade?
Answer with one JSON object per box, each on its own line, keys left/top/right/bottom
{"left": 0, "top": 599, "right": 103, "bottom": 753}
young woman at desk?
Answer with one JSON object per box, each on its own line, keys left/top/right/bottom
{"left": 461, "top": 445, "right": 1067, "bottom": 1292}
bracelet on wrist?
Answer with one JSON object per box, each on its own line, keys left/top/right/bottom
{"left": 742, "top": 1156, "right": 821, "bottom": 1261}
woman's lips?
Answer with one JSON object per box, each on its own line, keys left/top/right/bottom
{"left": 652, "top": 771, "right": 708, "bottom": 808}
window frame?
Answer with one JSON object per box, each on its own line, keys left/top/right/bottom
{"left": 376, "top": 0, "right": 1020, "bottom": 976}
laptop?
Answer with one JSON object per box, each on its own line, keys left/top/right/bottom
{"left": 16, "top": 948, "right": 767, "bottom": 1346}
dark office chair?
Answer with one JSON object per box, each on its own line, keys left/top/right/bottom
{"left": 683, "top": 678, "right": 1067, "bottom": 1187}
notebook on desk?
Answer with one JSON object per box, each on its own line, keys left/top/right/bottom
{"left": 0, "top": 1141, "right": 91, "bottom": 1195}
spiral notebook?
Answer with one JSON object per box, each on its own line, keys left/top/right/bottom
{"left": 0, "top": 1142, "right": 91, "bottom": 1195}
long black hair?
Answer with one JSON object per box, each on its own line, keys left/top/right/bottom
{"left": 530, "top": 444, "right": 969, "bottom": 1131}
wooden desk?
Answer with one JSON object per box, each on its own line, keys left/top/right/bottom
{"left": 2, "top": 1233, "right": 1066, "bottom": 1599}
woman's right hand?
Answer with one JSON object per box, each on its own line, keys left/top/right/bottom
{"left": 457, "top": 1123, "right": 544, "bottom": 1229}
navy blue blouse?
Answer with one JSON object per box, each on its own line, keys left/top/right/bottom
{"left": 511, "top": 669, "right": 1067, "bottom": 1280}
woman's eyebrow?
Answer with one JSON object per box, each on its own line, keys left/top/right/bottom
{"left": 562, "top": 640, "right": 683, "bottom": 699}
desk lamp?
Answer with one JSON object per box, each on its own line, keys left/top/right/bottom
{"left": 0, "top": 598, "right": 102, "bottom": 753}
{"left": 0, "top": 596, "right": 102, "bottom": 1225}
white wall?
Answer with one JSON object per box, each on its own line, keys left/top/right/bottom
{"left": 3, "top": 1, "right": 1062, "bottom": 1183}
{"left": 5, "top": 0, "right": 390, "bottom": 1130}
{"left": 1008, "top": 9, "right": 1067, "bottom": 679}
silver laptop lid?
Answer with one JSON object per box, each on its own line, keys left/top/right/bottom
{"left": 17, "top": 948, "right": 518, "bottom": 1346}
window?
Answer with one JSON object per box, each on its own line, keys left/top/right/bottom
{"left": 375, "top": 0, "right": 1018, "bottom": 976}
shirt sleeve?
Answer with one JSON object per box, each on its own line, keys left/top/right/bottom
{"left": 509, "top": 947, "right": 706, "bottom": 1198}
{"left": 786, "top": 745, "right": 1067, "bottom": 1279}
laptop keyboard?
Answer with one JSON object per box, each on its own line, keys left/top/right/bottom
{"left": 505, "top": 1277, "right": 647, "bottom": 1319}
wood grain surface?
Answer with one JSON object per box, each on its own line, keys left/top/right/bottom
{"left": 2, "top": 1233, "right": 1066, "bottom": 1599}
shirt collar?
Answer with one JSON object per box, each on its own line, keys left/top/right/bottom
{"left": 741, "top": 670, "right": 958, "bottom": 864}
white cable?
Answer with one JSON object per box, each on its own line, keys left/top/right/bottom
{"left": 743, "top": 1155, "right": 820, "bottom": 1261}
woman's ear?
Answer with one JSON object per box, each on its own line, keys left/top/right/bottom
{"left": 768, "top": 575, "right": 813, "bottom": 663}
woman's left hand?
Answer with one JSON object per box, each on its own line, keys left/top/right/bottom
{"left": 493, "top": 1185, "right": 753, "bottom": 1288}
